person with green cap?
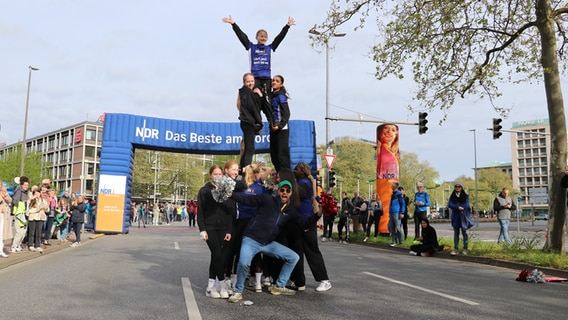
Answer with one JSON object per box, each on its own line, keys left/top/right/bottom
{"left": 227, "top": 179, "right": 322, "bottom": 303}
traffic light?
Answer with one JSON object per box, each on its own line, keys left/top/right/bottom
{"left": 316, "top": 174, "right": 322, "bottom": 189}
{"left": 418, "top": 112, "right": 428, "bottom": 134}
{"left": 492, "top": 118, "right": 503, "bottom": 139}
{"left": 328, "top": 170, "right": 336, "bottom": 188}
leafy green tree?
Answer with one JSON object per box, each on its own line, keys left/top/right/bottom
{"left": 0, "top": 146, "right": 45, "bottom": 187}
{"left": 314, "top": 0, "right": 567, "bottom": 253}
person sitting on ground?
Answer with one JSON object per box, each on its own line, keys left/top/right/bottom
{"left": 409, "top": 219, "right": 439, "bottom": 257}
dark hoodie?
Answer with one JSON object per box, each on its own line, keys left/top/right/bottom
{"left": 230, "top": 192, "right": 318, "bottom": 245}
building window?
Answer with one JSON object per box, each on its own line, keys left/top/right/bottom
{"left": 86, "top": 129, "right": 96, "bottom": 140}
{"left": 86, "top": 179, "right": 94, "bottom": 192}
{"left": 519, "top": 168, "right": 525, "bottom": 176}
{"left": 518, "top": 150, "right": 524, "bottom": 157}
{"left": 60, "top": 150, "right": 68, "bottom": 162}
{"left": 87, "top": 163, "right": 95, "bottom": 175}
{"left": 518, "top": 159, "right": 525, "bottom": 166}
{"left": 97, "top": 130, "right": 103, "bottom": 141}
{"left": 48, "top": 138, "right": 55, "bottom": 149}
{"left": 62, "top": 134, "right": 69, "bottom": 146}
{"left": 85, "top": 146, "right": 95, "bottom": 157}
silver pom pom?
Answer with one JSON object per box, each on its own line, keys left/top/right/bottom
{"left": 211, "top": 176, "right": 236, "bottom": 203}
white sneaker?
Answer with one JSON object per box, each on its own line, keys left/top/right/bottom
{"left": 450, "top": 250, "right": 457, "bottom": 256}
{"left": 363, "top": 237, "right": 369, "bottom": 242}
{"left": 29, "top": 246, "right": 36, "bottom": 252}
{"left": 37, "top": 247, "right": 44, "bottom": 253}
{"left": 462, "top": 250, "right": 468, "bottom": 255}
{"left": 389, "top": 243, "right": 397, "bottom": 247}
{"left": 316, "top": 280, "right": 332, "bottom": 292}
{"left": 228, "top": 292, "right": 242, "bottom": 303}
{"left": 328, "top": 237, "right": 333, "bottom": 242}
{"left": 220, "top": 288, "right": 229, "bottom": 299}
{"left": 255, "top": 282, "right": 262, "bottom": 293}
{"left": 206, "top": 287, "right": 221, "bottom": 298}
{"left": 409, "top": 251, "right": 417, "bottom": 256}
{"left": 321, "top": 237, "right": 327, "bottom": 242}
{"left": 0, "top": 252, "right": 8, "bottom": 258}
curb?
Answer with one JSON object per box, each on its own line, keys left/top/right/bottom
{"left": 360, "top": 241, "right": 568, "bottom": 279}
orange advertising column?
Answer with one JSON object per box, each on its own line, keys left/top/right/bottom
{"left": 375, "top": 124, "right": 400, "bottom": 234}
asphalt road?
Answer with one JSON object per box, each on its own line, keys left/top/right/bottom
{"left": 1, "top": 222, "right": 567, "bottom": 320}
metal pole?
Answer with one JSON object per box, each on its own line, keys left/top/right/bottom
{"left": 470, "top": 129, "right": 479, "bottom": 227}
{"left": 21, "top": 66, "right": 39, "bottom": 176}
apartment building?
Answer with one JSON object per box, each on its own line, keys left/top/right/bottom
{"left": 0, "top": 120, "right": 104, "bottom": 199}
{"left": 510, "top": 119, "right": 551, "bottom": 215}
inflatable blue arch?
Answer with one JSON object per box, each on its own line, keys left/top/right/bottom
{"left": 96, "top": 113, "right": 317, "bottom": 233}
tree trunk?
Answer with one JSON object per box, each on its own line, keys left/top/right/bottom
{"left": 537, "top": 0, "right": 567, "bottom": 253}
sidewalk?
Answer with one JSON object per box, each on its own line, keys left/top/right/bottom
{"left": 0, "top": 231, "right": 104, "bottom": 270}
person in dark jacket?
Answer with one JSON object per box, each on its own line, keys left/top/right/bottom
{"left": 69, "top": 194, "right": 87, "bottom": 247}
{"left": 269, "top": 75, "right": 291, "bottom": 171}
{"left": 198, "top": 165, "right": 235, "bottom": 299}
{"left": 236, "top": 73, "right": 270, "bottom": 171}
{"left": 227, "top": 179, "right": 321, "bottom": 303}
{"left": 409, "top": 219, "right": 439, "bottom": 256}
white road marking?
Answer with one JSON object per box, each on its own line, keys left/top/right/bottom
{"left": 174, "top": 242, "right": 180, "bottom": 250}
{"left": 363, "top": 271, "right": 480, "bottom": 306}
{"left": 182, "top": 277, "right": 202, "bottom": 320}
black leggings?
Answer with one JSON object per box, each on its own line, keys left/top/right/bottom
{"left": 322, "top": 215, "right": 335, "bottom": 238}
{"left": 366, "top": 213, "right": 381, "bottom": 237}
{"left": 206, "top": 229, "right": 228, "bottom": 280}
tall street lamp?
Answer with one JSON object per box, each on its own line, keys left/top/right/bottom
{"left": 470, "top": 129, "right": 479, "bottom": 227}
{"left": 20, "top": 66, "right": 39, "bottom": 176}
{"left": 308, "top": 27, "right": 346, "bottom": 154}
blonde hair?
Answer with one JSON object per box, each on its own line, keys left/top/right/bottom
{"left": 296, "top": 162, "right": 319, "bottom": 213}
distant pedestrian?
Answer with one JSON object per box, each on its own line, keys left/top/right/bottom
{"left": 69, "top": 195, "right": 87, "bottom": 247}
{"left": 448, "top": 182, "right": 472, "bottom": 255}
{"left": 388, "top": 182, "right": 405, "bottom": 246}
{"left": 413, "top": 183, "right": 430, "bottom": 239}
{"left": 364, "top": 192, "right": 382, "bottom": 241}
{"left": 398, "top": 186, "right": 410, "bottom": 240}
{"left": 494, "top": 188, "right": 516, "bottom": 246}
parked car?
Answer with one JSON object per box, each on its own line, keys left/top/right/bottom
{"left": 534, "top": 213, "right": 548, "bottom": 221}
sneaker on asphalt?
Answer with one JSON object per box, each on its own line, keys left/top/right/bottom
{"left": 255, "top": 282, "right": 262, "bottom": 293}
{"left": 316, "top": 280, "right": 332, "bottom": 292}
{"left": 11, "top": 247, "right": 22, "bottom": 253}
{"left": 328, "top": 237, "right": 333, "bottom": 242}
{"left": 0, "top": 252, "right": 8, "bottom": 258}
{"left": 389, "top": 243, "right": 397, "bottom": 247}
{"left": 228, "top": 292, "right": 242, "bottom": 303}
{"left": 462, "top": 250, "right": 468, "bottom": 255}
{"left": 321, "top": 237, "right": 327, "bottom": 242}
{"left": 220, "top": 288, "right": 229, "bottom": 299}
{"left": 37, "top": 247, "right": 43, "bottom": 253}
{"left": 409, "top": 251, "right": 417, "bottom": 256}
{"left": 450, "top": 250, "right": 457, "bottom": 256}
{"left": 29, "top": 246, "right": 36, "bottom": 252}
{"left": 363, "top": 237, "right": 369, "bottom": 242}
{"left": 271, "top": 286, "right": 296, "bottom": 296}
{"left": 206, "top": 287, "right": 221, "bottom": 299}
{"left": 296, "top": 285, "right": 306, "bottom": 291}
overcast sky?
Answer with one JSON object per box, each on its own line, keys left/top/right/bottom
{"left": 0, "top": 1, "right": 556, "bottom": 182}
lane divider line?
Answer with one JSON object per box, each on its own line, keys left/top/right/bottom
{"left": 182, "top": 277, "right": 202, "bottom": 320}
{"left": 363, "top": 271, "right": 480, "bottom": 306}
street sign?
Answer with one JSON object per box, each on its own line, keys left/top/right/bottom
{"left": 528, "top": 187, "right": 548, "bottom": 204}
{"left": 324, "top": 154, "right": 336, "bottom": 169}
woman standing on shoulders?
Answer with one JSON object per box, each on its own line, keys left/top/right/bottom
{"left": 269, "top": 75, "right": 291, "bottom": 172}
{"left": 198, "top": 165, "right": 234, "bottom": 299}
